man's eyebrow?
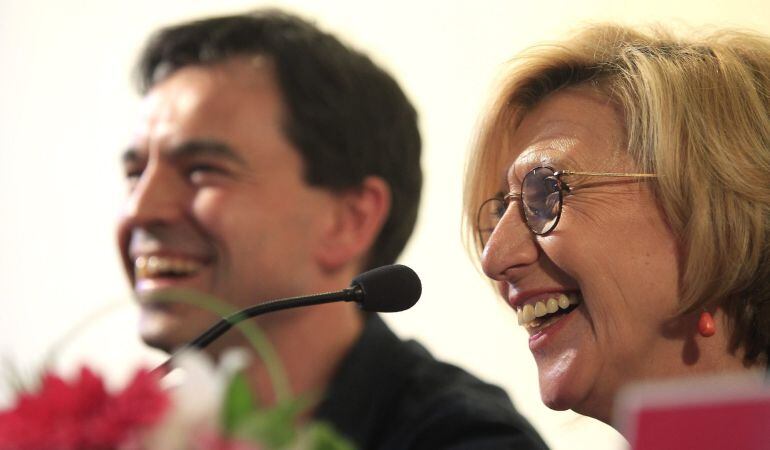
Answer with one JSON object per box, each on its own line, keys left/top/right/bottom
{"left": 121, "top": 147, "right": 143, "bottom": 165}
{"left": 120, "top": 140, "right": 249, "bottom": 166}
{"left": 168, "top": 139, "right": 248, "bottom": 166}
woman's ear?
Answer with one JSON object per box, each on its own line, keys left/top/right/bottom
{"left": 314, "top": 176, "right": 391, "bottom": 272}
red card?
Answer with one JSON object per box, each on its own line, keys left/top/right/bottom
{"left": 615, "top": 374, "right": 770, "bottom": 450}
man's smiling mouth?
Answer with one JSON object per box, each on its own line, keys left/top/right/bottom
{"left": 134, "top": 255, "right": 203, "bottom": 280}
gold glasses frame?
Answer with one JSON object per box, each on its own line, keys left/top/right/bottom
{"left": 477, "top": 166, "right": 657, "bottom": 249}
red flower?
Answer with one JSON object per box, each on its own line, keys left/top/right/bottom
{"left": 194, "top": 432, "right": 264, "bottom": 450}
{"left": 0, "top": 366, "right": 170, "bottom": 450}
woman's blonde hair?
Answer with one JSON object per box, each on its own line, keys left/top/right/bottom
{"left": 463, "top": 24, "right": 770, "bottom": 362}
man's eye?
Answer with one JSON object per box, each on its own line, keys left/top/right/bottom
{"left": 123, "top": 165, "right": 144, "bottom": 183}
{"left": 187, "top": 164, "right": 227, "bottom": 183}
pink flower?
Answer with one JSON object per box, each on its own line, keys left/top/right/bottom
{"left": 0, "top": 366, "right": 170, "bottom": 450}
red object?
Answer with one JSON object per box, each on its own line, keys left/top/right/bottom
{"left": 616, "top": 375, "right": 770, "bottom": 450}
{"left": 698, "top": 311, "right": 716, "bottom": 337}
{"left": 0, "top": 366, "right": 170, "bottom": 450}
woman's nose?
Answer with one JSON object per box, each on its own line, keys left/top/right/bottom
{"left": 480, "top": 206, "right": 539, "bottom": 281}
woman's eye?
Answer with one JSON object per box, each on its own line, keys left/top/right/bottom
{"left": 544, "top": 176, "right": 560, "bottom": 192}
{"left": 495, "top": 201, "right": 508, "bottom": 218}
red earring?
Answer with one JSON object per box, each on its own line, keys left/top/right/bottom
{"left": 698, "top": 311, "right": 716, "bottom": 337}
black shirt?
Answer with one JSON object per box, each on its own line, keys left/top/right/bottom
{"left": 314, "top": 315, "right": 549, "bottom": 449}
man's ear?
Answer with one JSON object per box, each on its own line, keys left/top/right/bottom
{"left": 315, "top": 176, "right": 391, "bottom": 272}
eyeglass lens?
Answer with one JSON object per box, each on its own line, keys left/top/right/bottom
{"left": 521, "top": 167, "right": 563, "bottom": 235}
{"left": 477, "top": 197, "right": 506, "bottom": 249}
{"left": 477, "top": 166, "right": 564, "bottom": 249}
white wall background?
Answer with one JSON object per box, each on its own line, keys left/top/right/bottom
{"left": 1, "top": 1, "right": 767, "bottom": 449}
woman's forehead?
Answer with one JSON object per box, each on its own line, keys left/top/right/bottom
{"left": 499, "top": 89, "right": 626, "bottom": 184}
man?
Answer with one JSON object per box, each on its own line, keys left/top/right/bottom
{"left": 119, "top": 9, "right": 547, "bottom": 449}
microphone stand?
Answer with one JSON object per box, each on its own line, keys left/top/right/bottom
{"left": 152, "top": 285, "right": 364, "bottom": 375}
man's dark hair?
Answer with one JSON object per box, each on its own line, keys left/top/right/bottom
{"left": 135, "top": 10, "right": 422, "bottom": 270}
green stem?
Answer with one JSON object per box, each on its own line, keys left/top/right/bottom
{"left": 41, "top": 292, "right": 291, "bottom": 402}
{"left": 43, "top": 301, "right": 125, "bottom": 370}
{"left": 147, "top": 289, "right": 291, "bottom": 402}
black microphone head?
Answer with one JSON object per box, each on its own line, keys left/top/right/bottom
{"left": 350, "top": 264, "right": 421, "bottom": 312}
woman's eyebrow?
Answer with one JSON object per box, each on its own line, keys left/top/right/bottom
{"left": 509, "top": 151, "right": 562, "bottom": 184}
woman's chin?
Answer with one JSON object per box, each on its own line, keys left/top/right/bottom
{"left": 535, "top": 352, "right": 607, "bottom": 419}
{"left": 538, "top": 378, "right": 588, "bottom": 413}
{"left": 539, "top": 390, "right": 576, "bottom": 411}
{"left": 538, "top": 374, "right": 614, "bottom": 423}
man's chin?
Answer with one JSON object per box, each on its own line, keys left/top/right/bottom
{"left": 138, "top": 310, "right": 194, "bottom": 353}
{"left": 140, "top": 334, "right": 175, "bottom": 354}
{"left": 136, "top": 296, "right": 224, "bottom": 352}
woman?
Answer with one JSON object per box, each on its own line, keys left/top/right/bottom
{"left": 464, "top": 24, "right": 770, "bottom": 425}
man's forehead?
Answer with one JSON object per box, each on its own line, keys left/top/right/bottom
{"left": 131, "top": 78, "right": 202, "bottom": 143}
{"left": 149, "top": 56, "right": 275, "bottom": 97}
{"left": 130, "top": 58, "right": 282, "bottom": 147}
{"left": 140, "top": 64, "right": 234, "bottom": 120}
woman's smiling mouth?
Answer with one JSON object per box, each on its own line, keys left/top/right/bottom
{"left": 513, "top": 292, "right": 582, "bottom": 331}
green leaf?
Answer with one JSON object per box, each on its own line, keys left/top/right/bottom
{"left": 1, "top": 356, "right": 45, "bottom": 396}
{"left": 233, "top": 397, "right": 310, "bottom": 448}
{"left": 300, "top": 422, "right": 357, "bottom": 450}
{"left": 144, "top": 288, "right": 291, "bottom": 401}
{"left": 221, "top": 371, "right": 258, "bottom": 433}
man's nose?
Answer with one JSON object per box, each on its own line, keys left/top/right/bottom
{"left": 480, "top": 206, "right": 539, "bottom": 282}
{"left": 122, "top": 162, "right": 187, "bottom": 227}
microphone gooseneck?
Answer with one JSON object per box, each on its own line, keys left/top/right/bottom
{"left": 152, "top": 264, "right": 421, "bottom": 375}
{"left": 186, "top": 285, "right": 364, "bottom": 350}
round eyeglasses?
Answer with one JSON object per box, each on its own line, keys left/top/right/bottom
{"left": 476, "top": 166, "right": 656, "bottom": 249}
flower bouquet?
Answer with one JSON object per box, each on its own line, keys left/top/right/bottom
{"left": 0, "top": 291, "right": 354, "bottom": 450}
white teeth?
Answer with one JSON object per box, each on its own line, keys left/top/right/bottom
{"left": 515, "top": 293, "right": 582, "bottom": 329}
{"left": 134, "top": 255, "right": 202, "bottom": 279}
{"left": 157, "top": 258, "right": 170, "bottom": 272}
{"left": 522, "top": 304, "right": 535, "bottom": 323}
